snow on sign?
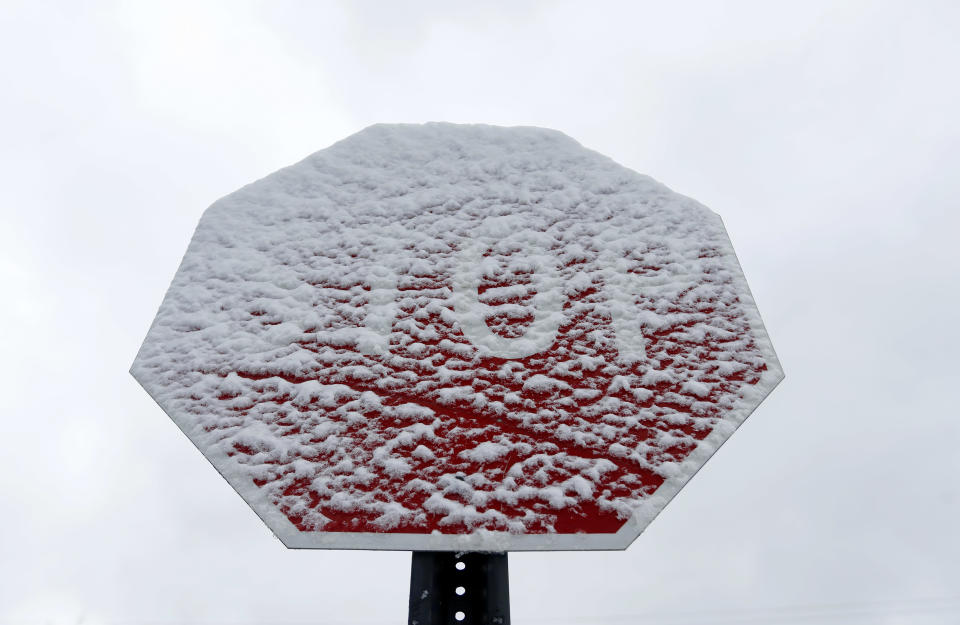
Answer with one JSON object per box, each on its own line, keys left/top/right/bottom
{"left": 132, "top": 123, "right": 783, "bottom": 551}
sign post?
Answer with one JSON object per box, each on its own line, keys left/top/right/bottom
{"left": 409, "top": 552, "right": 510, "bottom": 625}
{"left": 132, "top": 123, "right": 782, "bottom": 617}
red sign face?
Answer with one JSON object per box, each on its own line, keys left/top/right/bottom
{"left": 132, "top": 124, "right": 782, "bottom": 550}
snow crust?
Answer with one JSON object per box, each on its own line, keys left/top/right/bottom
{"left": 131, "top": 123, "right": 783, "bottom": 550}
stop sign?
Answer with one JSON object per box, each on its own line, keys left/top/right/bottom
{"left": 132, "top": 123, "right": 782, "bottom": 551}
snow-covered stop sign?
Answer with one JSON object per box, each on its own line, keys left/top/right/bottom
{"left": 132, "top": 124, "right": 782, "bottom": 551}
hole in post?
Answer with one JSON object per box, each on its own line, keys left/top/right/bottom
{"left": 455, "top": 611, "right": 465, "bottom": 621}
{"left": 456, "top": 586, "right": 466, "bottom": 596}
{"left": 455, "top": 561, "right": 466, "bottom": 571}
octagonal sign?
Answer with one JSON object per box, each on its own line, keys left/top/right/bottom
{"left": 132, "top": 123, "right": 783, "bottom": 551}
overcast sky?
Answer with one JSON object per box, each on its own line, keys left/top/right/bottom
{"left": 2, "top": 1, "right": 959, "bottom": 624}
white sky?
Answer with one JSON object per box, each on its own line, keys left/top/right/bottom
{"left": 2, "top": 1, "right": 959, "bottom": 624}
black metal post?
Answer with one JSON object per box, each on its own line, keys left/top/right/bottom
{"left": 408, "top": 552, "right": 510, "bottom": 625}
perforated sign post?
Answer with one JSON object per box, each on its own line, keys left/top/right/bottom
{"left": 132, "top": 124, "right": 783, "bottom": 624}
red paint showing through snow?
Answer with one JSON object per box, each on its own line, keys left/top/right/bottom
{"left": 216, "top": 248, "right": 764, "bottom": 536}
